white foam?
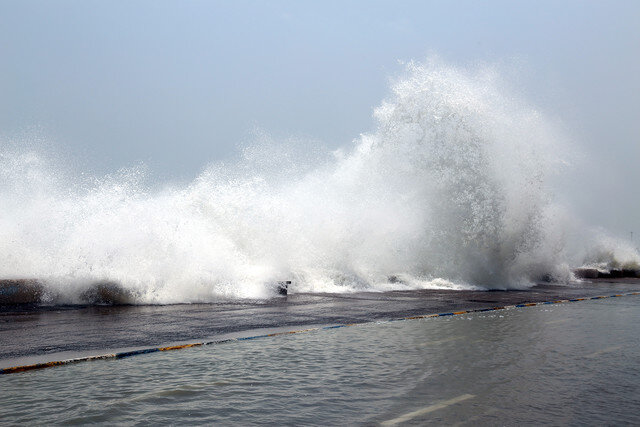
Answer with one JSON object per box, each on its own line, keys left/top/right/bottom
{"left": 0, "top": 59, "right": 636, "bottom": 303}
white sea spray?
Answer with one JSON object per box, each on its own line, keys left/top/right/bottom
{"left": 0, "top": 60, "right": 635, "bottom": 302}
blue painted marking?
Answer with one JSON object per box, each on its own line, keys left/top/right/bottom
{"left": 206, "top": 338, "right": 236, "bottom": 345}
{"left": 116, "top": 348, "right": 159, "bottom": 359}
{"left": 323, "top": 325, "right": 346, "bottom": 329}
{"left": 438, "top": 313, "right": 454, "bottom": 316}
{"left": 238, "top": 334, "right": 270, "bottom": 341}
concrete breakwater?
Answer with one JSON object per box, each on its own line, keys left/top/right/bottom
{"left": 0, "top": 279, "right": 44, "bottom": 304}
{"left": 0, "top": 279, "right": 290, "bottom": 305}
{"left": 0, "top": 280, "right": 134, "bottom": 305}
{"left": 572, "top": 268, "right": 640, "bottom": 279}
{"left": 1, "top": 270, "right": 639, "bottom": 306}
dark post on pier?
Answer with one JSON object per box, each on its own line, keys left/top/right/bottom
{"left": 277, "top": 281, "right": 291, "bottom": 296}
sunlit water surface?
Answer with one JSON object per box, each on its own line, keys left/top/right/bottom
{"left": 2, "top": 297, "right": 639, "bottom": 425}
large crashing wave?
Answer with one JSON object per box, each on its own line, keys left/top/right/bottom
{"left": 0, "top": 60, "right": 636, "bottom": 303}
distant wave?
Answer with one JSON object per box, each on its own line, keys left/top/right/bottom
{"left": 1, "top": 59, "right": 637, "bottom": 304}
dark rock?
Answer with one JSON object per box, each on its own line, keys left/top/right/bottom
{"left": 277, "top": 281, "right": 291, "bottom": 296}
{"left": 539, "top": 274, "right": 554, "bottom": 283}
{"left": 0, "top": 279, "right": 44, "bottom": 304}
{"left": 573, "top": 268, "right": 599, "bottom": 279}
{"left": 573, "top": 268, "right": 640, "bottom": 279}
{"left": 606, "top": 269, "right": 624, "bottom": 278}
{"left": 80, "top": 282, "right": 135, "bottom": 305}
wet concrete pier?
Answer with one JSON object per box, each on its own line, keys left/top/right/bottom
{"left": 1, "top": 277, "right": 639, "bottom": 369}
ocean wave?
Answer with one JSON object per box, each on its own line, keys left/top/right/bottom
{"left": 0, "top": 59, "right": 636, "bottom": 303}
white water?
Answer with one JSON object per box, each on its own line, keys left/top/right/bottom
{"left": 1, "top": 60, "right": 637, "bottom": 303}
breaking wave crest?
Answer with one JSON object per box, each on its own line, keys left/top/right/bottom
{"left": 0, "top": 60, "right": 636, "bottom": 303}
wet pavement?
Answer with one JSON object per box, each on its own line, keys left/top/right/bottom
{"left": 1, "top": 278, "right": 639, "bottom": 369}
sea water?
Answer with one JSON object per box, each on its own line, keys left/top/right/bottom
{"left": 1, "top": 60, "right": 638, "bottom": 304}
{"left": 2, "top": 296, "right": 639, "bottom": 425}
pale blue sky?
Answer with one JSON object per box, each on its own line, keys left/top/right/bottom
{"left": 1, "top": 0, "right": 638, "bottom": 235}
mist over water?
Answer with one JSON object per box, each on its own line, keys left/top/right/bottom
{"left": 1, "top": 60, "right": 637, "bottom": 303}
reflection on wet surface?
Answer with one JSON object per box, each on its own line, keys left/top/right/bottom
{"left": 2, "top": 294, "right": 639, "bottom": 425}
{"left": 1, "top": 279, "right": 638, "bottom": 366}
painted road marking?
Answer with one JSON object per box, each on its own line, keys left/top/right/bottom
{"left": 380, "top": 394, "right": 475, "bottom": 426}
{"left": 584, "top": 345, "right": 622, "bottom": 359}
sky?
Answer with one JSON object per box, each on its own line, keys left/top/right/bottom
{"left": 0, "top": 0, "right": 638, "bottom": 237}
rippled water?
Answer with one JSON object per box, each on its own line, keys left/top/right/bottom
{"left": 2, "top": 296, "right": 639, "bottom": 425}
